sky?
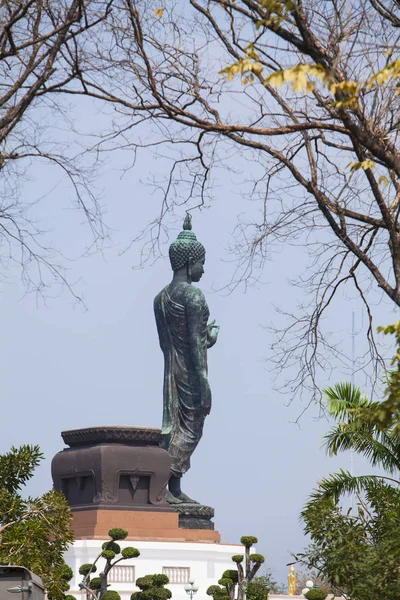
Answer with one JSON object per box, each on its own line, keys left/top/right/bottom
{"left": 0, "top": 92, "right": 398, "bottom": 588}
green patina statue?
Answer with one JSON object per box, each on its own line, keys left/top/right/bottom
{"left": 154, "top": 214, "right": 219, "bottom": 504}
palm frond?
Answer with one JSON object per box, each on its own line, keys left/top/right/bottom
{"left": 323, "top": 382, "right": 370, "bottom": 421}
{"left": 308, "top": 470, "right": 399, "bottom": 504}
{"left": 324, "top": 424, "right": 400, "bottom": 472}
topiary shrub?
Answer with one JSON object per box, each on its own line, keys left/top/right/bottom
{"left": 305, "top": 589, "right": 328, "bottom": 600}
{"left": 221, "top": 570, "right": 239, "bottom": 584}
{"left": 59, "top": 564, "right": 73, "bottom": 581}
{"left": 246, "top": 580, "right": 269, "bottom": 600}
{"left": 218, "top": 577, "right": 234, "bottom": 587}
{"left": 134, "top": 573, "right": 172, "bottom": 600}
{"left": 122, "top": 546, "right": 140, "bottom": 559}
{"left": 89, "top": 577, "right": 101, "bottom": 590}
{"left": 249, "top": 554, "right": 265, "bottom": 564}
{"left": 102, "top": 549, "right": 116, "bottom": 560}
{"left": 231, "top": 555, "right": 244, "bottom": 563}
{"left": 79, "top": 564, "right": 96, "bottom": 576}
{"left": 102, "top": 541, "right": 121, "bottom": 554}
{"left": 240, "top": 536, "right": 258, "bottom": 548}
{"left": 108, "top": 527, "right": 128, "bottom": 540}
{"left": 206, "top": 586, "right": 229, "bottom": 600}
{"left": 102, "top": 592, "right": 121, "bottom": 600}
{"left": 152, "top": 574, "right": 169, "bottom": 586}
{"left": 136, "top": 575, "right": 154, "bottom": 590}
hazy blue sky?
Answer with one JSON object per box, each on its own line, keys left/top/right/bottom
{"left": 0, "top": 91, "right": 397, "bottom": 587}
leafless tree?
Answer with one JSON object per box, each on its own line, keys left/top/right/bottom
{"left": 0, "top": 0, "right": 112, "bottom": 300}
{"left": 55, "top": 0, "right": 400, "bottom": 398}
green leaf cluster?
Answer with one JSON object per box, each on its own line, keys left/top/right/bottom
{"left": 240, "top": 536, "right": 258, "bottom": 548}
{"left": 304, "top": 590, "right": 327, "bottom": 600}
{"left": 0, "top": 445, "right": 74, "bottom": 599}
{"left": 297, "top": 378, "right": 400, "bottom": 599}
{"left": 132, "top": 574, "right": 171, "bottom": 600}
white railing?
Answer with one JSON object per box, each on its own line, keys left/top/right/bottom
{"left": 108, "top": 565, "right": 136, "bottom": 583}
{"left": 162, "top": 567, "right": 190, "bottom": 584}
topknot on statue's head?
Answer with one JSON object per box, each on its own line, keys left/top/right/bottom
{"left": 169, "top": 214, "right": 205, "bottom": 272}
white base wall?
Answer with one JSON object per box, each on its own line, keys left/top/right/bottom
{"left": 65, "top": 539, "right": 243, "bottom": 600}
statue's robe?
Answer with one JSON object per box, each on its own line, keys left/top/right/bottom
{"left": 154, "top": 285, "right": 209, "bottom": 475}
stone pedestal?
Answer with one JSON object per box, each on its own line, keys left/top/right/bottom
{"left": 51, "top": 426, "right": 218, "bottom": 541}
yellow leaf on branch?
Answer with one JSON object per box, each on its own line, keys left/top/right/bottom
{"left": 349, "top": 160, "right": 376, "bottom": 171}
{"left": 154, "top": 8, "right": 164, "bottom": 18}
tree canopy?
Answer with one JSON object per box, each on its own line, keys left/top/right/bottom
{"left": 53, "top": 0, "right": 400, "bottom": 399}
{"left": 297, "top": 379, "right": 400, "bottom": 599}
{"left": 0, "top": 445, "right": 74, "bottom": 599}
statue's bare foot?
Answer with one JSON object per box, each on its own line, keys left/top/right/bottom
{"left": 166, "top": 490, "right": 184, "bottom": 504}
{"left": 174, "top": 491, "right": 200, "bottom": 504}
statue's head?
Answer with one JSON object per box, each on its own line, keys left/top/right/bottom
{"left": 169, "top": 214, "right": 206, "bottom": 282}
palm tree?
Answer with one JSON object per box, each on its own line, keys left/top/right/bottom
{"left": 310, "top": 382, "right": 400, "bottom": 502}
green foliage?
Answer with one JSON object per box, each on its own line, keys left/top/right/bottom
{"left": 136, "top": 575, "right": 154, "bottom": 590}
{"left": 240, "top": 536, "right": 258, "bottom": 548}
{"left": 79, "top": 564, "right": 96, "bottom": 576}
{"left": 207, "top": 585, "right": 223, "bottom": 596}
{"left": 151, "top": 574, "right": 169, "bottom": 586}
{"left": 0, "top": 445, "right": 74, "bottom": 599}
{"left": 64, "top": 596, "right": 77, "bottom": 600}
{"left": 134, "top": 574, "right": 172, "bottom": 600}
{"left": 108, "top": 527, "right": 128, "bottom": 540}
{"left": 219, "top": 577, "right": 234, "bottom": 587}
{"left": 122, "top": 546, "right": 140, "bottom": 559}
{"left": 206, "top": 586, "right": 229, "bottom": 600}
{"left": 89, "top": 577, "right": 102, "bottom": 590}
{"left": 102, "top": 549, "right": 116, "bottom": 560}
{"left": 304, "top": 590, "right": 327, "bottom": 600}
{"left": 245, "top": 580, "right": 269, "bottom": 600}
{"left": 249, "top": 554, "right": 265, "bottom": 564}
{"left": 102, "top": 592, "right": 121, "bottom": 600}
{"left": 253, "top": 574, "right": 285, "bottom": 595}
{"left": 221, "top": 570, "right": 238, "bottom": 583}
{"left": 231, "top": 554, "right": 244, "bottom": 563}
{"left": 298, "top": 382, "right": 400, "bottom": 599}
{"left": 102, "top": 541, "right": 121, "bottom": 554}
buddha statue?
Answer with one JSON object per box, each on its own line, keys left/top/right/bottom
{"left": 154, "top": 214, "right": 219, "bottom": 504}
{"left": 288, "top": 566, "right": 297, "bottom": 596}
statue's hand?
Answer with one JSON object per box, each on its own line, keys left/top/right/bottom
{"left": 207, "top": 319, "right": 219, "bottom": 348}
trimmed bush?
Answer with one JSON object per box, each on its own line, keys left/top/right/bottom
{"left": 79, "top": 564, "right": 95, "bottom": 576}
{"left": 305, "top": 589, "right": 328, "bottom": 600}
{"left": 136, "top": 575, "right": 154, "bottom": 590}
{"left": 218, "top": 577, "right": 234, "bottom": 587}
{"left": 240, "top": 536, "right": 258, "bottom": 548}
{"left": 231, "top": 554, "right": 244, "bottom": 563}
{"left": 249, "top": 553, "right": 265, "bottom": 564}
{"left": 89, "top": 577, "right": 101, "bottom": 590}
{"left": 59, "top": 564, "right": 73, "bottom": 581}
{"left": 102, "top": 541, "right": 121, "bottom": 554}
{"left": 102, "top": 592, "right": 121, "bottom": 600}
{"left": 108, "top": 527, "right": 128, "bottom": 540}
{"left": 102, "top": 549, "right": 116, "bottom": 560}
{"left": 221, "top": 570, "right": 239, "bottom": 583}
{"left": 122, "top": 546, "right": 140, "bottom": 559}
{"left": 152, "top": 574, "right": 169, "bottom": 586}
{"left": 206, "top": 586, "right": 229, "bottom": 600}
{"left": 207, "top": 585, "right": 223, "bottom": 596}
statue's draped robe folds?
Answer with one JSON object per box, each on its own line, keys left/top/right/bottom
{"left": 154, "top": 286, "right": 209, "bottom": 476}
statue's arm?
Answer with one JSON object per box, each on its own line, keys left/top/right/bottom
{"left": 186, "top": 288, "right": 211, "bottom": 412}
{"left": 154, "top": 293, "right": 168, "bottom": 354}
